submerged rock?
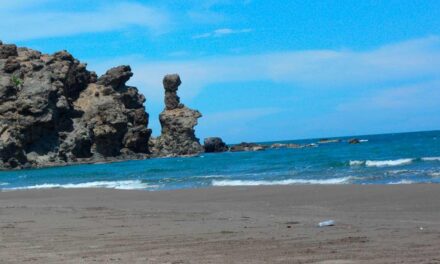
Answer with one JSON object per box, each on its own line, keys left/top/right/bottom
{"left": 270, "top": 143, "right": 303, "bottom": 149}
{"left": 230, "top": 142, "right": 266, "bottom": 152}
{"left": 0, "top": 41, "right": 151, "bottom": 169}
{"left": 204, "top": 137, "right": 228, "bottom": 153}
{"left": 348, "top": 138, "right": 361, "bottom": 144}
{"left": 151, "top": 74, "right": 204, "bottom": 156}
{"left": 318, "top": 138, "right": 340, "bottom": 144}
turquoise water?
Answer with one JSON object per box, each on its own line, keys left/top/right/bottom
{"left": 1, "top": 131, "right": 439, "bottom": 190}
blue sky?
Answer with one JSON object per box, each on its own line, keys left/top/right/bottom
{"left": 1, "top": 0, "right": 440, "bottom": 143}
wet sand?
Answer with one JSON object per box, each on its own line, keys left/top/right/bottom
{"left": 1, "top": 185, "right": 440, "bottom": 263}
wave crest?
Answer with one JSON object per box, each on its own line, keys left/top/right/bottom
{"left": 350, "top": 158, "right": 413, "bottom": 167}
{"left": 422, "top": 157, "right": 440, "bottom": 162}
{"left": 212, "top": 177, "right": 351, "bottom": 186}
{"left": 5, "top": 180, "right": 153, "bottom": 190}
{"left": 388, "top": 180, "right": 414, "bottom": 184}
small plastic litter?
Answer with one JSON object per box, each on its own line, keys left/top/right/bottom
{"left": 318, "top": 220, "right": 335, "bottom": 227}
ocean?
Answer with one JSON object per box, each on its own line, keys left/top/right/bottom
{"left": 1, "top": 131, "right": 439, "bottom": 191}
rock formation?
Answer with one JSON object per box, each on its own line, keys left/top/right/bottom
{"left": 151, "top": 74, "right": 204, "bottom": 156}
{"left": 230, "top": 142, "right": 266, "bottom": 152}
{"left": 269, "top": 143, "right": 303, "bottom": 149}
{"left": 348, "top": 138, "right": 360, "bottom": 144}
{"left": 0, "top": 41, "right": 151, "bottom": 169}
{"left": 204, "top": 137, "right": 228, "bottom": 153}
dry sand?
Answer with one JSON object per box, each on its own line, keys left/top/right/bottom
{"left": 1, "top": 185, "right": 440, "bottom": 263}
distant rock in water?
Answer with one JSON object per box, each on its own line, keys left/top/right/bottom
{"left": 151, "top": 74, "right": 204, "bottom": 156}
{"left": 204, "top": 137, "right": 228, "bottom": 153}
{"left": 318, "top": 138, "right": 341, "bottom": 144}
{"left": 0, "top": 41, "right": 151, "bottom": 169}
{"left": 348, "top": 138, "right": 361, "bottom": 144}
{"left": 230, "top": 142, "right": 266, "bottom": 152}
{"left": 270, "top": 143, "right": 303, "bottom": 149}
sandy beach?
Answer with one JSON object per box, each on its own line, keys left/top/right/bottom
{"left": 1, "top": 185, "right": 440, "bottom": 263}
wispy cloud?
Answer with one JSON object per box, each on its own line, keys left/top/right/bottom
{"left": 91, "top": 36, "right": 440, "bottom": 102}
{"left": 337, "top": 80, "right": 440, "bottom": 112}
{"left": 0, "top": 2, "right": 169, "bottom": 41}
{"left": 193, "top": 28, "right": 253, "bottom": 39}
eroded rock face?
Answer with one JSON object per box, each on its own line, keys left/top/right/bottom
{"left": 204, "top": 137, "right": 228, "bottom": 153}
{"left": 151, "top": 74, "right": 203, "bottom": 156}
{"left": 0, "top": 41, "right": 151, "bottom": 169}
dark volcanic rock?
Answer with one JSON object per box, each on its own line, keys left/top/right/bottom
{"left": 318, "top": 138, "right": 340, "bottom": 144}
{"left": 0, "top": 41, "right": 151, "bottom": 169}
{"left": 204, "top": 137, "right": 228, "bottom": 153}
{"left": 163, "top": 74, "right": 183, "bottom": 110}
{"left": 348, "top": 138, "right": 360, "bottom": 144}
{"left": 230, "top": 142, "right": 266, "bottom": 152}
{"left": 0, "top": 44, "right": 18, "bottom": 59}
{"left": 151, "top": 74, "right": 203, "bottom": 156}
{"left": 270, "top": 143, "right": 303, "bottom": 149}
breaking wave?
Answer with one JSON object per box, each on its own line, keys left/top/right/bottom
{"left": 4, "top": 180, "right": 154, "bottom": 190}
{"left": 422, "top": 157, "right": 440, "bottom": 162}
{"left": 366, "top": 159, "right": 414, "bottom": 167}
{"left": 350, "top": 158, "right": 414, "bottom": 167}
{"left": 350, "top": 156, "right": 440, "bottom": 168}
{"left": 388, "top": 180, "right": 415, "bottom": 184}
{"left": 212, "top": 177, "right": 352, "bottom": 186}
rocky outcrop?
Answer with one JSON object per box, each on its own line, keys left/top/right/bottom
{"left": 0, "top": 41, "right": 151, "bottom": 169}
{"left": 204, "top": 137, "right": 228, "bottom": 153}
{"left": 151, "top": 74, "right": 204, "bottom": 156}
{"left": 270, "top": 143, "right": 303, "bottom": 149}
{"left": 230, "top": 142, "right": 266, "bottom": 152}
{"left": 318, "top": 138, "right": 340, "bottom": 144}
{"left": 348, "top": 138, "right": 360, "bottom": 144}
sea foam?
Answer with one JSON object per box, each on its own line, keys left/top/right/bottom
{"left": 212, "top": 177, "right": 351, "bottom": 186}
{"left": 6, "top": 180, "right": 153, "bottom": 190}
{"left": 349, "top": 160, "right": 365, "bottom": 166}
{"left": 350, "top": 158, "right": 413, "bottom": 167}
{"left": 388, "top": 179, "right": 415, "bottom": 184}
{"left": 430, "top": 172, "right": 440, "bottom": 177}
{"left": 366, "top": 158, "right": 414, "bottom": 167}
{"left": 422, "top": 157, "right": 440, "bottom": 162}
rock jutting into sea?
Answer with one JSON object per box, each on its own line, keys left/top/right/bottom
{"left": 150, "top": 74, "right": 204, "bottom": 157}
{"left": 0, "top": 41, "right": 151, "bottom": 169}
{"left": 204, "top": 137, "right": 229, "bottom": 153}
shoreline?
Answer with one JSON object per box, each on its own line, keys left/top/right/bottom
{"left": 1, "top": 185, "right": 440, "bottom": 263}
{"left": 0, "top": 181, "right": 435, "bottom": 192}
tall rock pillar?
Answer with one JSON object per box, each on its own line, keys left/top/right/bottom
{"left": 152, "top": 74, "right": 203, "bottom": 156}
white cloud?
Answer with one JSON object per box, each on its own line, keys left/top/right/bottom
{"left": 90, "top": 36, "right": 440, "bottom": 104}
{"left": 282, "top": 79, "right": 440, "bottom": 139}
{"left": 193, "top": 28, "right": 253, "bottom": 39}
{"left": 337, "top": 80, "right": 440, "bottom": 112}
{"left": 0, "top": 2, "right": 169, "bottom": 41}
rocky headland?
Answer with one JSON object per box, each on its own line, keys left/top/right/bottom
{"left": 0, "top": 40, "right": 212, "bottom": 170}
{"left": 0, "top": 41, "right": 153, "bottom": 169}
